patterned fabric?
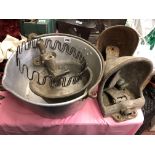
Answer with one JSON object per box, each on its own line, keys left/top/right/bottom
{"left": 0, "top": 19, "right": 21, "bottom": 42}
{"left": 136, "top": 82, "right": 155, "bottom": 134}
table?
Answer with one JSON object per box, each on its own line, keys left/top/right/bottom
{"left": 0, "top": 91, "right": 143, "bottom": 135}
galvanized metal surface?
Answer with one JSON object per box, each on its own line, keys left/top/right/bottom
{"left": 2, "top": 33, "right": 104, "bottom": 107}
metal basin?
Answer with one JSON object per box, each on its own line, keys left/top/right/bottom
{"left": 2, "top": 33, "right": 104, "bottom": 107}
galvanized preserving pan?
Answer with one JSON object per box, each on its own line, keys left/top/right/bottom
{"left": 2, "top": 33, "right": 104, "bottom": 107}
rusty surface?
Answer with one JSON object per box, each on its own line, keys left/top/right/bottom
{"left": 98, "top": 41, "right": 153, "bottom": 122}
{"left": 96, "top": 25, "right": 139, "bottom": 59}
{"left": 29, "top": 39, "right": 92, "bottom": 99}
{"left": 98, "top": 57, "right": 153, "bottom": 121}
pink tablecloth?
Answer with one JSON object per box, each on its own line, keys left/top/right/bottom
{"left": 0, "top": 91, "right": 143, "bottom": 135}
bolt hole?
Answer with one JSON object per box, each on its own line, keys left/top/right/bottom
{"left": 117, "top": 115, "right": 120, "bottom": 119}
{"left": 132, "top": 111, "right": 136, "bottom": 115}
{"left": 49, "top": 55, "right": 53, "bottom": 59}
